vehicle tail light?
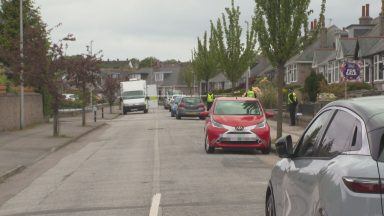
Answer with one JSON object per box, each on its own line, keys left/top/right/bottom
{"left": 178, "top": 103, "right": 186, "bottom": 108}
{"left": 342, "top": 177, "right": 384, "bottom": 194}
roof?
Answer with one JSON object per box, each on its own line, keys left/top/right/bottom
{"left": 339, "top": 38, "right": 357, "bottom": 56}
{"left": 250, "top": 57, "right": 271, "bottom": 77}
{"left": 324, "top": 96, "right": 384, "bottom": 132}
{"left": 209, "top": 73, "right": 228, "bottom": 83}
{"left": 357, "top": 37, "right": 384, "bottom": 57}
{"left": 313, "top": 49, "right": 335, "bottom": 67}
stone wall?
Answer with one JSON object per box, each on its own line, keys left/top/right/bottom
{"left": 0, "top": 93, "right": 43, "bottom": 131}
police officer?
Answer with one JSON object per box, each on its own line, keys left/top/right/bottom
{"left": 244, "top": 87, "right": 256, "bottom": 98}
{"left": 288, "top": 88, "right": 298, "bottom": 126}
{"left": 206, "top": 90, "right": 215, "bottom": 111}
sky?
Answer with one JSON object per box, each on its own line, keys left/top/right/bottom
{"left": 34, "top": 0, "right": 382, "bottom": 62}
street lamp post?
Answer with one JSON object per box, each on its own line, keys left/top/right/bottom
{"left": 19, "top": 0, "right": 24, "bottom": 130}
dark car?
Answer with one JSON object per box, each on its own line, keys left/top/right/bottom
{"left": 266, "top": 96, "right": 384, "bottom": 216}
{"left": 176, "top": 97, "right": 206, "bottom": 120}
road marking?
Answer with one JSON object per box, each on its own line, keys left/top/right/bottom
{"left": 149, "top": 193, "right": 162, "bottom": 216}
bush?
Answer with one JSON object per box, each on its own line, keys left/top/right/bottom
{"left": 60, "top": 99, "right": 83, "bottom": 109}
{"left": 304, "top": 72, "right": 326, "bottom": 102}
{"left": 321, "top": 82, "right": 373, "bottom": 99}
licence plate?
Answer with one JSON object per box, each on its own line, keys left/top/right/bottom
{"left": 131, "top": 109, "right": 138, "bottom": 111}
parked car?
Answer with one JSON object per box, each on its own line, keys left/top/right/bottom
{"left": 200, "top": 97, "right": 273, "bottom": 154}
{"left": 266, "top": 96, "right": 384, "bottom": 216}
{"left": 62, "top": 93, "right": 77, "bottom": 101}
{"left": 171, "top": 96, "right": 183, "bottom": 117}
{"left": 175, "top": 96, "right": 205, "bottom": 120}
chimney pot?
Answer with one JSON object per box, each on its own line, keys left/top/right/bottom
{"left": 362, "top": 5, "right": 366, "bottom": 17}
{"left": 366, "top": 4, "right": 370, "bottom": 17}
{"left": 311, "top": 21, "right": 314, "bottom": 30}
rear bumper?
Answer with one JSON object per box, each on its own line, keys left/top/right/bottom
{"left": 123, "top": 105, "right": 146, "bottom": 111}
{"left": 177, "top": 109, "right": 205, "bottom": 117}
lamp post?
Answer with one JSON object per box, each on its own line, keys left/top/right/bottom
{"left": 19, "top": 0, "right": 24, "bottom": 130}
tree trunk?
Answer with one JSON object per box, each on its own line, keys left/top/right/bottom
{"left": 53, "top": 108, "right": 59, "bottom": 137}
{"left": 82, "top": 86, "right": 86, "bottom": 127}
{"left": 205, "top": 78, "right": 209, "bottom": 93}
{"left": 110, "top": 104, "right": 112, "bottom": 114}
{"left": 276, "top": 64, "right": 285, "bottom": 139}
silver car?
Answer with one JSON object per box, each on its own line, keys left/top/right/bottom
{"left": 267, "top": 96, "right": 384, "bottom": 216}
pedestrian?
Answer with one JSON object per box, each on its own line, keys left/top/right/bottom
{"left": 206, "top": 90, "right": 215, "bottom": 111}
{"left": 288, "top": 88, "right": 298, "bottom": 126}
{"left": 243, "top": 87, "right": 256, "bottom": 98}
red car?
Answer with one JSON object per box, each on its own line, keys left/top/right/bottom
{"left": 200, "top": 97, "right": 274, "bottom": 154}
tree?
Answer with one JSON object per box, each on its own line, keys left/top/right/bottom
{"left": 181, "top": 64, "right": 194, "bottom": 94}
{"left": 212, "top": 0, "right": 257, "bottom": 88}
{"left": 304, "top": 71, "right": 326, "bottom": 102}
{"left": 254, "top": 0, "right": 326, "bottom": 138}
{"left": 102, "top": 76, "right": 119, "bottom": 114}
{"left": 192, "top": 23, "right": 219, "bottom": 93}
{"left": 67, "top": 53, "right": 102, "bottom": 126}
{"left": 0, "top": 0, "right": 49, "bottom": 88}
{"left": 139, "top": 57, "right": 159, "bottom": 68}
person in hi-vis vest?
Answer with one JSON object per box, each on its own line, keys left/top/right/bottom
{"left": 206, "top": 90, "right": 215, "bottom": 111}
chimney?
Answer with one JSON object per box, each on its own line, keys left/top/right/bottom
{"left": 314, "top": 19, "right": 318, "bottom": 29}
{"left": 381, "top": 1, "right": 384, "bottom": 35}
{"left": 320, "top": 27, "right": 328, "bottom": 48}
{"left": 360, "top": 4, "right": 373, "bottom": 25}
{"left": 310, "top": 21, "right": 314, "bottom": 30}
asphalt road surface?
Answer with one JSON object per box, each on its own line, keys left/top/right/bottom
{"left": 0, "top": 109, "right": 279, "bottom": 216}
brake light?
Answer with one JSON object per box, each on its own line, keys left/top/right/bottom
{"left": 342, "top": 177, "right": 384, "bottom": 194}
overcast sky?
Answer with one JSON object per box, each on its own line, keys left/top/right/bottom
{"left": 34, "top": 0, "right": 381, "bottom": 61}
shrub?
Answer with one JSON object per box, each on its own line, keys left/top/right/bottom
{"left": 304, "top": 72, "right": 326, "bottom": 102}
{"left": 321, "top": 82, "right": 373, "bottom": 99}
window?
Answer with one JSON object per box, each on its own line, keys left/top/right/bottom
{"left": 129, "top": 73, "right": 140, "bottom": 80}
{"left": 214, "top": 101, "right": 262, "bottom": 116}
{"left": 363, "top": 60, "right": 370, "bottom": 83}
{"left": 295, "top": 110, "right": 334, "bottom": 157}
{"left": 374, "top": 54, "right": 384, "bottom": 81}
{"left": 327, "top": 62, "right": 333, "bottom": 83}
{"left": 155, "top": 73, "right": 164, "bottom": 82}
{"left": 319, "top": 66, "right": 325, "bottom": 77}
{"left": 285, "top": 64, "right": 298, "bottom": 84}
{"left": 317, "top": 110, "right": 362, "bottom": 157}
{"left": 333, "top": 61, "right": 340, "bottom": 83}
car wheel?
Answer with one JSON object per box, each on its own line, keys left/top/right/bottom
{"left": 199, "top": 117, "right": 206, "bottom": 120}
{"left": 144, "top": 109, "right": 148, "bottom": 114}
{"left": 171, "top": 111, "right": 175, "bottom": 117}
{"left": 205, "top": 135, "right": 215, "bottom": 154}
{"left": 261, "top": 140, "right": 272, "bottom": 155}
{"left": 266, "top": 188, "right": 276, "bottom": 216}
{"left": 176, "top": 114, "right": 181, "bottom": 119}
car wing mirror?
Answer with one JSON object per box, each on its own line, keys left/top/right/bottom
{"left": 265, "top": 111, "right": 275, "bottom": 119}
{"left": 275, "top": 135, "right": 294, "bottom": 158}
{"left": 199, "top": 111, "right": 210, "bottom": 118}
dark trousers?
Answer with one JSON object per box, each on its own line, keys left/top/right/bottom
{"left": 207, "top": 102, "right": 213, "bottom": 111}
{"left": 289, "top": 104, "right": 296, "bottom": 126}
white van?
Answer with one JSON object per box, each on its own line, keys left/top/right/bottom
{"left": 120, "top": 79, "right": 149, "bottom": 114}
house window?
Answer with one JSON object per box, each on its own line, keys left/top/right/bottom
{"left": 327, "top": 62, "right": 333, "bottom": 83}
{"left": 129, "top": 74, "right": 141, "bottom": 80}
{"left": 319, "top": 66, "right": 325, "bottom": 77}
{"left": 155, "top": 73, "right": 164, "bottom": 82}
{"left": 285, "top": 64, "right": 298, "bottom": 84}
{"left": 363, "top": 60, "right": 370, "bottom": 83}
{"left": 374, "top": 54, "right": 384, "bottom": 81}
{"left": 333, "top": 61, "right": 340, "bottom": 83}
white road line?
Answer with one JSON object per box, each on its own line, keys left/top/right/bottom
{"left": 149, "top": 193, "right": 162, "bottom": 216}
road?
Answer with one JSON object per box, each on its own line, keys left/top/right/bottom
{"left": 0, "top": 109, "right": 279, "bottom": 216}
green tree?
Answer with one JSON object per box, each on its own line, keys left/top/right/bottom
{"left": 304, "top": 71, "right": 326, "bottom": 102}
{"left": 139, "top": 57, "right": 159, "bottom": 68}
{"left": 0, "top": 0, "right": 49, "bottom": 87}
{"left": 102, "top": 76, "right": 120, "bottom": 114}
{"left": 212, "top": 0, "right": 257, "bottom": 88}
{"left": 253, "top": 0, "right": 326, "bottom": 138}
{"left": 181, "top": 63, "right": 194, "bottom": 94}
{"left": 192, "top": 24, "right": 219, "bottom": 93}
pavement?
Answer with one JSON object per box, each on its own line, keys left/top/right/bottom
{"left": 0, "top": 108, "right": 307, "bottom": 216}
{"left": 0, "top": 106, "right": 121, "bottom": 183}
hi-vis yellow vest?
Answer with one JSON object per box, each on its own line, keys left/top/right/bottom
{"left": 246, "top": 90, "right": 255, "bottom": 98}
{"left": 207, "top": 93, "right": 214, "bottom": 102}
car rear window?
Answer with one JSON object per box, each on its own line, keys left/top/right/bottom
{"left": 370, "top": 128, "right": 384, "bottom": 162}
{"left": 183, "top": 97, "right": 201, "bottom": 105}
{"left": 214, "top": 101, "right": 261, "bottom": 115}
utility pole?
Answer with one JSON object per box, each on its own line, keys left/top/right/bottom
{"left": 245, "top": 66, "right": 250, "bottom": 91}
{"left": 19, "top": 0, "right": 24, "bottom": 130}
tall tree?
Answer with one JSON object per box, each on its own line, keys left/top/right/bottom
{"left": 0, "top": 0, "right": 49, "bottom": 88}
{"left": 102, "top": 76, "right": 119, "bottom": 114}
{"left": 254, "top": 0, "right": 326, "bottom": 138}
{"left": 192, "top": 23, "right": 219, "bottom": 93}
{"left": 212, "top": 0, "right": 257, "bottom": 88}
{"left": 67, "top": 53, "right": 101, "bottom": 126}
{"left": 139, "top": 57, "right": 159, "bottom": 68}
{"left": 181, "top": 63, "right": 194, "bottom": 94}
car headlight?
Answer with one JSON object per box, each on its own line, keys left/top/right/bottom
{"left": 257, "top": 120, "right": 266, "bottom": 128}
{"left": 211, "top": 118, "right": 224, "bottom": 128}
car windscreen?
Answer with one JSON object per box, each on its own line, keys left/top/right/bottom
{"left": 174, "top": 97, "right": 182, "bottom": 104}
{"left": 214, "top": 101, "right": 262, "bottom": 115}
{"left": 183, "top": 97, "right": 201, "bottom": 105}
{"left": 122, "top": 90, "right": 145, "bottom": 99}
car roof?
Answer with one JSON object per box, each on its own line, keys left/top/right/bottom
{"left": 324, "top": 95, "right": 384, "bottom": 132}
{"left": 215, "top": 97, "right": 260, "bottom": 102}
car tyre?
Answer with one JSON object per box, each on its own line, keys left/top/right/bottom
{"left": 199, "top": 117, "right": 206, "bottom": 120}
{"left": 266, "top": 188, "right": 276, "bottom": 216}
{"left": 205, "top": 135, "right": 215, "bottom": 154}
{"left": 261, "top": 140, "right": 272, "bottom": 155}
{"left": 176, "top": 114, "right": 181, "bottom": 120}
{"left": 144, "top": 109, "right": 148, "bottom": 114}
{"left": 171, "top": 111, "right": 175, "bottom": 117}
